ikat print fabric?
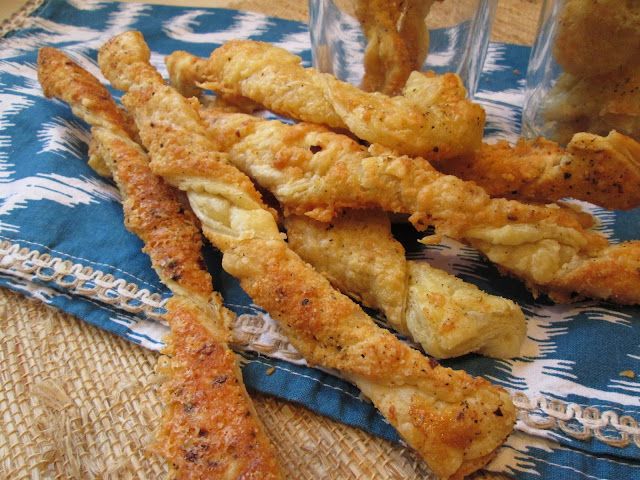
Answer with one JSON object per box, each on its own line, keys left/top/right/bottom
{"left": 1, "top": 1, "right": 639, "bottom": 478}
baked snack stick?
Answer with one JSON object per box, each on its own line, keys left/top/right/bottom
{"left": 285, "top": 210, "right": 526, "bottom": 359}
{"left": 354, "top": 0, "right": 412, "bottom": 95}
{"left": 37, "top": 47, "right": 210, "bottom": 297}
{"left": 156, "top": 296, "right": 284, "bottom": 480}
{"left": 165, "top": 41, "right": 485, "bottom": 160}
{"left": 174, "top": 45, "right": 640, "bottom": 213}
{"left": 397, "top": 0, "right": 438, "bottom": 74}
{"left": 196, "top": 108, "right": 640, "bottom": 305}
{"left": 37, "top": 47, "right": 283, "bottom": 480}
{"left": 435, "top": 130, "right": 640, "bottom": 210}
{"left": 100, "top": 31, "right": 516, "bottom": 479}
{"left": 355, "top": 0, "right": 437, "bottom": 95}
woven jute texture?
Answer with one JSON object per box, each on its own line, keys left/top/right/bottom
{"left": 0, "top": 287, "right": 442, "bottom": 479}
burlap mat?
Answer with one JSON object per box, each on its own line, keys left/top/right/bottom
{"left": 0, "top": 287, "right": 444, "bottom": 479}
{"left": 0, "top": 0, "right": 538, "bottom": 477}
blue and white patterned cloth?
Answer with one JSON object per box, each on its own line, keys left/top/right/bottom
{"left": 1, "top": 1, "right": 640, "bottom": 478}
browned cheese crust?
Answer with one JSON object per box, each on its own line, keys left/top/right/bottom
{"left": 285, "top": 210, "right": 408, "bottom": 331}
{"left": 99, "top": 31, "right": 516, "bottom": 479}
{"left": 37, "top": 47, "right": 211, "bottom": 297}
{"left": 285, "top": 210, "right": 526, "bottom": 359}
{"left": 195, "top": 108, "right": 640, "bottom": 305}
{"left": 545, "top": 241, "right": 640, "bottom": 305}
{"left": 156, "top": 296, "right": 282, "bottom": 480}
{"left": 165, "top": 41, "right": 485, "bottom": 160}
{"left": 39, "top": 46, "right": 283, "bottom": 480}
{"left": 223, "top": 238, "right": 515, "bottom": 480}
{"left": 38, "top": 48, "right": 137, "bottom": 138}
{"left": 436, "top": 130, "right": 640, "bottom": 210}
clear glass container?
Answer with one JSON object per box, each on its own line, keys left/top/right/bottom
{"left": 522, "top": 0, "right": 640, "bottom": 144}
{"left": 308, "top": 0, "right": 497, "bottom": 98}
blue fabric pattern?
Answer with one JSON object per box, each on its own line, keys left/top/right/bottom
{"left": 1, "top": 1, "right": 639, "bottom": 477}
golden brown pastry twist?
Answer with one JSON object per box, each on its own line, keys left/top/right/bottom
{"left": 164, "top": 41, "right": 485, "bottom": 160}
{"left": 436, "top": 130, "right": 640, "bottom": 210}
{"left": 37, "top": 47, "right": 211, "bottom": 298}
{"left": 99, "top": 30, "right": 516, "bottom": 479}
{"left": 173, "top": 50, "right": 640, "bottom": 211}
{"left": 354, "top": 0, "right": 412, "bottom": 94}
{"left": 285, "top": 210, "right": 526, "bottom": 359}
{"left": 195, "top": 107, "right": 640, "bottom": 305}
{"left": 354, "top": 0, "right": 437, "bottom": 94}
{"left": 37, "top": 47, "right": 283, "bottom": 480}
{"left": 397, "top": 0, "right": 437, "bottom": 74}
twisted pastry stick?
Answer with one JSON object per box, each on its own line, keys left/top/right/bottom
{"left": 100, "top": 31, "right": 516, "bottom": 479}
{"left": 355, "top": 0, "right": 436, "bottom": 94}
{"left": 285, "top": 210, "right": 526, "bottom": 359}
{"left": 37, "top": 47, "right": 283, "bottom": 480}
{"left": 436, "top": 130, "right": 640, "bottom": 210}
{"left": 195, "top": 107, "right": 640, "bottom": 305}
{"left": 166, "top": 42, "right": 640, "bottom": 205}
{"left": 165, "top": 41, "right": 485, "bottom": 160}
{"left": 354, "top": 0, "right": 412, "bottom": 94}
{"left": 397, "top": 0, "right": 437, "bottom": 73}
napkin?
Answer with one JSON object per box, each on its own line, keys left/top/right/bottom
{"left": 1, "top": 1, "right": 639, "bottom": 478}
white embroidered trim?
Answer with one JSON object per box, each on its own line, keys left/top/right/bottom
{"left": 514, "top": 393, "right": 640, "bottom": 448}
{"left": 0, "top": 239, "right": 167, "bottom": 319}
{"left": 0, "top": 239, "right": 303, "bottom": 362}
{"left": 1, "top": 238, "right": 639, "bottom": 449}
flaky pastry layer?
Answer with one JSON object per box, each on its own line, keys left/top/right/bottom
{"left": 195, "top": 108, "right": 640, "bottom": 305}
{"left": 437, "top": 130, "right": 640, "bottom": 210}
{"left": 99, "top": 30, "right": 517, "bottom": 479}
{"left": 285, "top": 210, "right": 408, "bottom": 332}
{"left": 165, "top": 41, "right": 485, "bottom": 160}
{"left": 285, "top": 210, "right": 526, "bottom": 359}
{"left": 39, "top": 47, "right": 282, "bottom": 479}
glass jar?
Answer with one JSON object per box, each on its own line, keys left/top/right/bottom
{"left": 522, "top": 0, "right": 640, "bottom": 144}
{"left": 308, "top": 0, "right": 497, "bottom": 98}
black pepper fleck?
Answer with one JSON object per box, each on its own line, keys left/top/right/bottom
{"left": 212, "top": 375, "right": 228, "bottom": 386}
